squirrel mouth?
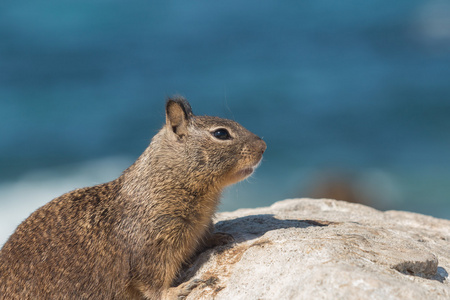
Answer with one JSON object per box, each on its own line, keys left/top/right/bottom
{"left": 236, "top": 159, "right": 261, "bottom": 179}
{"left": 225, "top": 159, "right": 262, "bottom": 186}
{"left": 237, "top": 167, "right": 255, "bottom": 178}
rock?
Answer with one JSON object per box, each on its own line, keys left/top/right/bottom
{"left": 172, "top": 199, "right": 450, "bottom": 300}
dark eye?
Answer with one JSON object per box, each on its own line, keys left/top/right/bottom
{"left": 212, "top": 128, "right": 231, "bottom": 140}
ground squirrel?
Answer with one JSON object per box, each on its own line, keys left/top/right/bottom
{"left": 0, "top": 97, "right": 266, "bottom": 299}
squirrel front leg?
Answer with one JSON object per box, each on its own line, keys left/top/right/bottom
{"left": 161, "top": 224, "right": 234, "bottom": 300}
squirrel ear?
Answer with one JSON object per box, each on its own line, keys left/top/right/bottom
{"left": 165, "top": 97, "right": 193, "bottom": 137}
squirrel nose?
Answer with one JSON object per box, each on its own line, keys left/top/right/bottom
{"left": 251, "top": 135, "right": 266, "bottom": 155}
{"left": 259, "top": 138, "right": 267, "bottom": 155}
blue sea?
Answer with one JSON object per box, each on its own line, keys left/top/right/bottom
{"left": 1, "top": 0, "right": 450, "bottom": 245}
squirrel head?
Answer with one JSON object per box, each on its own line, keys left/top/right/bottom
{"left": 163, "top": 96, "right": 266, "bottom": 188}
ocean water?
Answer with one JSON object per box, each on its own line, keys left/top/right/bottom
{"left": 1, "top": 0, "right": 450, "bottom": 245}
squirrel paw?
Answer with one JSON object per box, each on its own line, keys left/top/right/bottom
{"left": 164, "top": 279, "right": 203, "bottom": 300}
{"left": 206, "top": 232, "right": 234, "bottom": 248}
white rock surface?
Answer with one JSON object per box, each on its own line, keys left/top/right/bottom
{"left": 173, "top": 199, "right": 450, "bottom": 300}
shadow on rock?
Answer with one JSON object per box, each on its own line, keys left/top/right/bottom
{"left": 434, "top": 266, "right": 449, "bottom": 283}
{"left": 215, "top": 214, "right": 329, "bottom": 242}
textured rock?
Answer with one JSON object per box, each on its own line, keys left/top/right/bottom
{"left": 172, "top": 199, "right": 450, "bottom": 300}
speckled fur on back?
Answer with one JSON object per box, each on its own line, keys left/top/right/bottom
{"left": 0, "top": 97, "right": 266, "bottom": 300}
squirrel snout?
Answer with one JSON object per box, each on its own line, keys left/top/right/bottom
{"left": 258, "top": 138, "right": 267, "bottom": 155}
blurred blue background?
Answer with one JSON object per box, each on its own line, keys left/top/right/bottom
{"left": 1, "top": 0, "right": 450, "bottom": 245}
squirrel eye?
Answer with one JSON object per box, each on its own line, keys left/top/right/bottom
{"left": 212, "top": 128, "right": 231, "bottom": 140}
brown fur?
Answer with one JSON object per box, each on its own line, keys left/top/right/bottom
{"left": 0, "top": 97, "right": 266, "bottom": 299}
